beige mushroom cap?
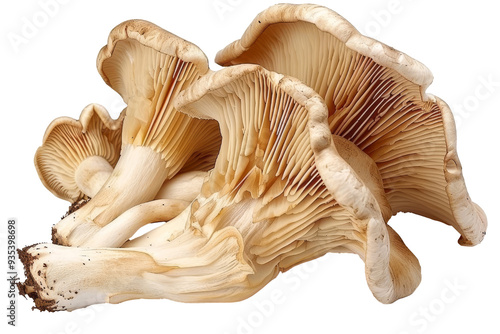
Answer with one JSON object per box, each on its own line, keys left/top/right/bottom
{"left": 97, "top": 19, "right": 220, "bottom": 177}
{"left": 176, "top": 64, "right": 421, "bottom": 304}
{"left": 215, "top": 3, "right": 486, "bottom": 246}
{"left": 215, "top": 4, "right": 432, "bottom": 92}
{"left": 34, "top": 103, "right": 123, "bottom": 202}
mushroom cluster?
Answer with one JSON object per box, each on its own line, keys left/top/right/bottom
{"left": 18, "top": 4, "right": 486, "bottom": 312}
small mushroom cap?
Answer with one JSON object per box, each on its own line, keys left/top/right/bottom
{"left": 215, "top": 3, "right": 486, "bottom": 245}
{"left": 35, "top": 103, "right": 123, "bottom": 202}
{"left": 176, "top": 64, "right": 421, "bottom": 303}
{"left": 97, "top": 19, "right": 220, "bottom": 178}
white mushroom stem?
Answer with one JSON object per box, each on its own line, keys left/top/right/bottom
{"left": 52, "top": 144, "right": 169, "bottom": 246}
{"left": 82, "top": 199, "right": 189, "bottom": 248}
{"left": 18, "top": 227, "right": 253, "bottom": 311}
{"left": 155, "top": 170, "right": 207, "bottom": 201}
{"left": 73, "top": 170, "right": 206, "bottom": 247}
{"left": 75, "top": 156, "right": 114, "bottom": 198}
{"left": 75, "top": 162, "right": 207, "bottom": 203}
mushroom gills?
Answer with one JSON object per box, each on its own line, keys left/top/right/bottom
{"left": 215, "top": 5, "right": 486, "bottom": 245}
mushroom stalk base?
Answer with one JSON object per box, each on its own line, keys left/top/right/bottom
{"left": 18, "top": 225, "right": 254, "bottom": 312}
{"left": 52, "top": 144, "right": 169, "bottom": 246}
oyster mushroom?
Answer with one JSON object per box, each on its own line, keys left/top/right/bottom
{"left": 35, "top": 103, "right": 123, "bottom": 202}
{"left": 215, "top": 3, "right": 487, "bottom": 246}
{"left": 37, "top": 104, "right": 208, "bottom": 205}
{"left": 18, "top": 64, "right": 422, "bottom": 311}
{"left": 51, "top": 19, "right": 221, "bottom": 247}
{"left": 174, "top": 64, "right": 421, "bottom": 303}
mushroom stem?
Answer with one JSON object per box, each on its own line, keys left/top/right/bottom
{"left": 52, "top": 144, "right": 169, "bottom": 246}
{"left": 155, "top": 170, "right": 207, "bottom": 201}
{"left": 75, "top": 165, "right": 207, "bottom": 203}
{"left": 75, "top": 155, "right": 114, "bottom": 198}
{"left": 82, "top": 199, "right": 189, "bottom": 248}
{"left": 58, "top": 166, "right": 207, "bottom": 247}
{"left": 18, "top": 226, "right": 254, "bottom": 311}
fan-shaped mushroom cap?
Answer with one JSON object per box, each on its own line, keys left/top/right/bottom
{"left": 52, "top": 20, "right": 221, "bottom": 247}
{"left": 215, "top": 4, "right": 486, "bottom": 246}
{"left": 35, "top": 103, "right": 123, "bottom": 202}
{"left": 173, "top": 64, "right": 420, "bottom": 303}
{"left": 97, "top": 19, "right": 220, "bottom": 177}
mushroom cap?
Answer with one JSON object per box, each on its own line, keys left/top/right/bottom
{"left": 176, "top": 64, "right": 421, "bottom": 303}
{"left": 34, "top": 103, "right": 123, "bottom": 202}
{"left": 214, "top": 3, "right": 486, "bottom": 246}
{"left": 215, "top": 4, "right": 432, "bottom": 93}
{"left": 98, "top": 20, "right": 210, "bottom": 85}
{"left": 97, "top": 19, "right": 220, "bottom": 178}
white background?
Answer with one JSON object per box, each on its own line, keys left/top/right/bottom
{"left": 1, "top": 0, "right": 499, "bottom": 333}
